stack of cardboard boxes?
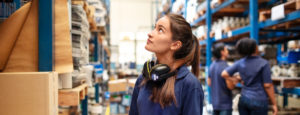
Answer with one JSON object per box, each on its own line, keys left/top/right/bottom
{"left": 108, "top": 78, "right": 137, "bottom": 114}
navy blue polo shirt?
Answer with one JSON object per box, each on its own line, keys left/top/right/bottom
{"left": 209, "top": 60, "right": 232, "bottom": 110}
{"left": 225, "top": 56, "right": 272, "bottom": 101}
{"left": 129, "top": 65, "right": 204, "bottom": 115}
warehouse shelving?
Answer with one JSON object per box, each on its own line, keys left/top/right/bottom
{"left": 37, "top": 0, "right": 90, "bottom": 114}
{"left": 1, "top": 0, "right": 109, "bottom": 114}
{"left": 190, "top": 0, "right": 281, "bottom": 26}
{"left": 214, "top": 10, "right": 300, "bottom": 42}
{"left": 184, "top": 0, "right": 300, "bottom": 108}
{"left": 0, "top": 0, "right": 64, "bottom": 114}
{"left": 190, "top": 0, "right": 237, "bottom": 26}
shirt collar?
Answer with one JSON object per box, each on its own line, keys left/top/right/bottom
{"left": 215, "top": 59, "right": 223, "bottom": 62}
{"left": 245, "top": 55, "right": 259, "bottom": 59}
{"left": 176, "top": 65, "right": 190, "bottom": 80}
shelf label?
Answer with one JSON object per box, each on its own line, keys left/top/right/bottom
{"left": 227, "top": 31, "right": 232, "bottom": 38}
{"left": 215, "top": 29, "right": 222, "bottom": 40}
{"left": 271, "top": 4, "right": 285, "bottom": 21}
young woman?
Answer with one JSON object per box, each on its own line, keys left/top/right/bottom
{"left": 129, "top": 14, "right": 204, "bottom": 115}
{"left": 222, "top": 38, "right": 278, "bottom": 115}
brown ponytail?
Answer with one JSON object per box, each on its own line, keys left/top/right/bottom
{"left": 191, "top": 35, "right": 200, "bottom": 77}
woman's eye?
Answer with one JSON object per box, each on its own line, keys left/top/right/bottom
{"left": 159, "top": 28, "right": 163, "bottom": 33}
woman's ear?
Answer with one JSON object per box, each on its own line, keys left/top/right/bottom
{"left": 170, "top": 41, "right": 182, "bottom": 51}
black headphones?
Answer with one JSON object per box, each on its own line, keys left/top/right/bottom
{"left": 142, "top": 60, "right": 177, "bottom": 82}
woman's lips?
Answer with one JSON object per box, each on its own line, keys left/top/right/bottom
{"left": 147, "top": 39, "right": 152, "bottom": 44}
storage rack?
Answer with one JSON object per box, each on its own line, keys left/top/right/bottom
{"left": 40, "top": 0, "right": 111, "bottom": 113}
{"left": 91, "top": 0, "right": 111, "bottom": 109}
{"left": 183, "top": 0, "right": 300, "bottom": 107}
{"left": 0, "top": 0, "right": 21, "bottom": 18}
{"left": 38, "top": 0, "right": 91, "bottom": 115}
{"left": 0, "top": 0, "right": 109, "bottom": 114}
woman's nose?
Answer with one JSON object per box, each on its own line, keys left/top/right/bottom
{"left": 148, "top": 32, "right": 152, "bottom": 38}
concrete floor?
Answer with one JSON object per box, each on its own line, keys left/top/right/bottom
{"left": 277, "top": 95, "right": 300, "bottom": 108}
{"left": 202, "top": 94, "right": 300, "bottom": 115}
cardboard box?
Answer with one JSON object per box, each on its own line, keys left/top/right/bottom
{"left": 58, "top": 108, "right": 70, "bottom": 115}
{"left": 128, "top": 78, "right": 137, "bottom": 88}
{"left": 108, "top": 79, "right": 128, "bottom": 93}
{"left": 0, "top": 72, "right": 58, "bottom": 115}
{"left": 72, "top": 1, "right": 84, "bottom": 5}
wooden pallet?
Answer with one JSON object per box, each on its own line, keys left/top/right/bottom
{"left": 211, "top": 0, "right": 226, "bottom": 9}
{"left": 259, "top": 0, "right": 300, "bottom": 22}
{"left": 218, "top": 7, "right": 245, "bottom": 13}
{"left": 285, "top": 0, "right": 300, "bottom": 11}
{"left": 59, "top": 83, "right": 88, "bottom": 106}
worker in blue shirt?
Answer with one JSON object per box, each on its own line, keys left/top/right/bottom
{"left": 208, "top": 43, "right": 233, "bottom": 115}
{"left": 222, "top": 38, "right": 278, "bottom": 115}
{"left": 129, "top": 13, "right": 204, "bottom": 115}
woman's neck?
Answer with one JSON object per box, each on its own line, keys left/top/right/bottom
{"left": 251, "top": 53, "right": 258, "bottom": 56}
{"left": 155, "top": 52, "right": 184, "bottom": 71}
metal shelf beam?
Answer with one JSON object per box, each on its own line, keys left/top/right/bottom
{"left": 259, "top": 10, "right": 300, "bottom": 28}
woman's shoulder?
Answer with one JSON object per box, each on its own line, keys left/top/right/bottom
{"left": 257, "top": 56, "right": 268, "bottom": 63}
{"left": 180, "top": 72, "right": 202, "bottom": 90}
{"left": 178, "top": 72, "right": 204, "bottom": 100}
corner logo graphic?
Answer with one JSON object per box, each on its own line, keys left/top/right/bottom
{"left": 152, "top": 74, "right": 159, "bottom": 81}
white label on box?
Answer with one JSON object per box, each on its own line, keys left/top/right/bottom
{"left": 109, "top": 79, "right": 127, "bottom": 84}
{"left": 271, "top": 4, "right": 285, "bottom": 21}
{"left": 228, "top": 31, "right": 232, "bottom": 38}
{"left": 215, "top": 29, "right": 222, "bottom": 40}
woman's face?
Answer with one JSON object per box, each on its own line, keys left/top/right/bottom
{"left": 145, "top": 16, "right": 173, "bottom": 54}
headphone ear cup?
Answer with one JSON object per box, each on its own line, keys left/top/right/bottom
{"left": 150, "top": 64, "right": 171, "bottom": 81}
{"left": 142, "top": 61, "right": 175, "bottom": 82}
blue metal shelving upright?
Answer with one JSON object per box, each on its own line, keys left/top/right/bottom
{"left": 249, "top": 0, "right": 259, "bottom": 42}
{"left": 38, "top": 0, "right": 54, "bottom": 72}
{"left": 15, "top": 0, "right": 20, "bottom": 9}
{"left": 205, "top": 0, "right": 212, "bottom": 105}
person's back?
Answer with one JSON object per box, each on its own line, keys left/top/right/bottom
{"left": 208, "top": 43, "right": 232, "bottom": 115}
{"left": 233, "top": 56, "right": 271, "bottom": 101}
{"left": 222, "top": 38, "right": 277, "bottom": 115}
